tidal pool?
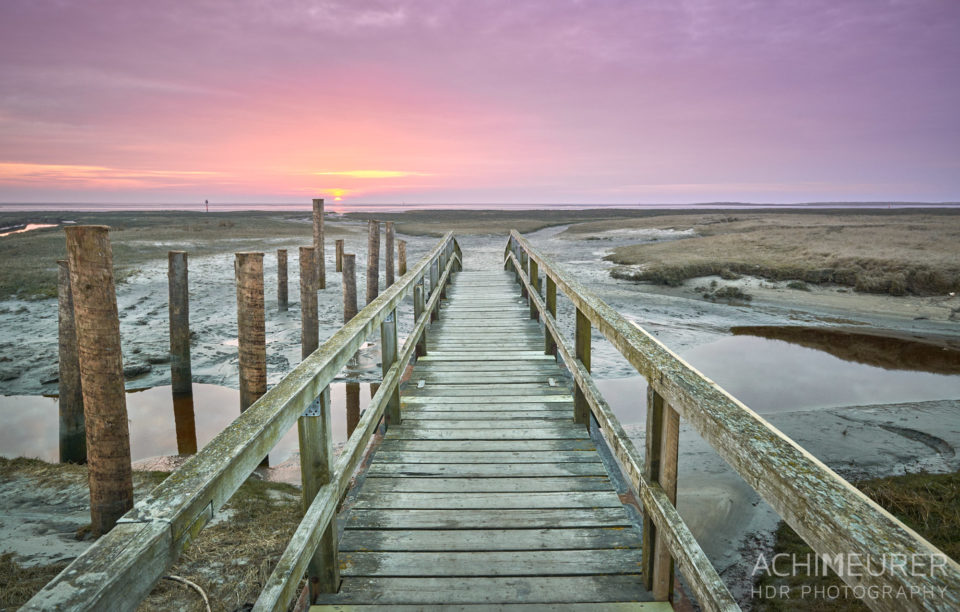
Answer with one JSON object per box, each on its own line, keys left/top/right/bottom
{"left": 0, "top": 381, "right": 372, "bottom": 465}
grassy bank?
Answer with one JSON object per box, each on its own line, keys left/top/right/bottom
{"left": 588, "top": 212, "right": 960, "bottom": 296}
{"left": 0, "top": 457, "right": 302, "bottom": 611}
{"left": 753, "top": 470, "right": 960, "bottom": 611}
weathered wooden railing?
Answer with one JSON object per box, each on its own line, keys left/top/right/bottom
{"left": 505, "top": 230, "right": 960, "bottom": 612}
{"left": 25, "top": 233, "right": 462, "bottom": 612}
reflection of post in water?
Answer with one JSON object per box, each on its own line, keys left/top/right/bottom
{"left": 172, "top": 392, "right": 198, "bottom": 455}
{"left": 346, "top": 382, "right": 360, "bottom": 438}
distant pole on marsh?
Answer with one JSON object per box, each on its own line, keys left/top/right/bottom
{"left": 277, "top": 249, "right": 288, "bottom": 312}
{"left": 385, "top": 221, "right": 395, "bottom": 287}
{"left": 366, "top": 220, "right": 380, "bottom": 305}
{"left": 312, "top": 198, "right": 325, "bottom": 290}
{"left": 342, "top": 253, "right": 358, "bottom": 324}
{"left": 57, "top": 259, "right": 85, "bottom": 464}
{"left": 65, "top": 226, "right": 133, "bottom": 536}
{"left": 300, "top": 246, "right": 319, "bottom": 360}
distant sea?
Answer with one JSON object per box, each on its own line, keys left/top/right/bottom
{"left": 1, "top": 201, "right": 958, "bottom": 214}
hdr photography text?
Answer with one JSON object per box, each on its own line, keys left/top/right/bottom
{"left": 751, "top": 552, "right": 951, "bottom": 602}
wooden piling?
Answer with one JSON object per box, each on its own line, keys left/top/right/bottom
{"left": 335, "top": 239, "right": 344, "bottom": 273}
{"left": 384, "top": 221, "right": 395, "bottom": 287}
{"left": 342, "top": 253, "right": 358, "bottom": 324}
{"left": 398, "top": 240, "right": 407, "bottom": 276}
{"left": 574, "top": 308, "right": 591, "bottom": 427}
{"left": 345, "top": 382, "right": 360, "bottom": 438}
{"left": 643, "top": 388, "right": 680, "bottom": 601}
{"left": 168, "top": 252, "right": 192, "bottom": 396}
{"left": 312, "top": 198, "right": 325, "bottom": 290}
{"left": 64, "top": 226, "right": 133, "bottom": 535}
{"left": 235, "top": 253, "right": 266, "bottom": 414}
{"left": 297, "top": 386, "right": 339, "bottom": 597}
{"left": 57, "top": 259, "right": 85, "bottom": 464}
{"left": 366, "top": 220, "right": 380, "bottom": 305}
{"left": 381, "top": 310, "right": 400, "bottom": 425}
{"left": 300, "top": 246, "right": 319, "bottom": 359}
{"left": 277, "top": 249, "right": 288, "bottom": 311}
{"left": 172, "top": 393, "right": 198, "bottom": 455}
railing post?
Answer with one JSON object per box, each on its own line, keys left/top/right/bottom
{"left": 430, "top": 258, "right": 440, "bottom": 321}
{"left": 519, "top": 251, "right": 529, "bottom": 297}
{"left": 528, "top": 258, "right": 539, "bottom": 320}
{"left": 385, "top": 221, "right": 395, "bottom": 287}
{"left": 277, "top": 249, "right": 288, "bottom": 311}
{"left": 57, "top": 259, "right": 86, "bottom": 464}
{"left": 643, "top": 387, "right": 680, "bottom": 601}
{"left": 544, "top": 276, "right": 557, "bottom": 356}
{"left": 414, "top": 280, "right": 427, "bottom": 357}
{"left": 335, "top": 239, "right": 343, "bottom": 273}
{"left": 298, "top": 386, "right": 339, "bottom": 599}
{"left": 366, "top": 220, "right": 380, "bottom": 305}
{"left": 381, "top": 310, "right": 401, "bottom": 425}
{"left": 300, "top": 246, "right": 319, "bottom": 359}
{"left": 65, "top": 226, "right": 134, "bottom": 536}
{"left": 574, "top": 308, "right": 591, "bottom": 427}
{"left": 345, "top": 382, "right": 360, "bottom": 438}
{"left": 439, "top": 249, "right": 448, "bottom": 299}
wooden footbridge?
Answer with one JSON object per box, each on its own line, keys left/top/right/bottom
{"left": 26, "top": 233, "right": 960, "bottom": 611}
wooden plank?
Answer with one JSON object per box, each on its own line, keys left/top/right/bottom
{"left": 383, "top": 429, "right": 590, "bottom": 442}
{"left": 402, "top": 395, "right": 573, "bottom": 405}
{"left": 402, "top": 403, "right": 574, "bottom": 412}
{"left": 387, "top": 419, "right": 578, "bottom": 430}
{"left": 377, "top": 439, "right": 593, "bottom": 452}
{"left": 359, "top": 476, "right": 611, "bottom": 493}
{"left": 400, "top": 410, "right": 571, "bottom": 420}
{"left": 340, "top": 527, "right": 641, "bottom": 552}
{"left": 341, "top": 549, "right": 643, "bottom": 576}
{"left": 345, "top": 508, "right": 632, "bottom": 529}
{"left": 312, "top": 604, "right": 670, "bottom": 612}
{"left": 411, "top": 362, "right": 564, "bottom": 372}
{"left": 372, "top": 450, "right": 596, "bottom": 463}
{"left": 365, "top": 462, "right": 605, "bottom": 477}
{"left": 405, "top": 386, "right": 570, "bottom": 397}
{"left": 313, "top": 576, "right": 649, "bottom": 605}
{"left": 417, "top": 352, "right": 557, "bottom": 361}
{"left": 352, "top": 491, "right": 620, "bottom": 509}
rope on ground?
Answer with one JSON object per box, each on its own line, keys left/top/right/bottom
{"left": 162, "top": 575, "right": 212, "bottom": 612}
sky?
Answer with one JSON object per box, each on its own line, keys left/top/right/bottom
{"left": 0, "top": 0, "right": 958, "bottom": 206}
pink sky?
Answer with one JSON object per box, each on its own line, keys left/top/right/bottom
{"left": 1, "top": 0, "right": 958, "bottom": 205}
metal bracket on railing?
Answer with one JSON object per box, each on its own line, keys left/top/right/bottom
{"left": 303, "top": 394, "right": 324, "bottom": 417}
{"left": 384, "top": 311, "right": 395, "bottom": 324}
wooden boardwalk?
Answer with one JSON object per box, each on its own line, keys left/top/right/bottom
{"left": 314, "top": 270, "right": 663, "bottom": 609}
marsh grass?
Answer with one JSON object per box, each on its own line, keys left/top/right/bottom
{"left": 594, "top": 212, "right": 960, "bottom": 296}
{"left": 753, "top": 470, "right": 960, "bottom": 611}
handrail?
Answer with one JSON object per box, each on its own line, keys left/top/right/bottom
{"left": 505, "top": 249, "right": 737, "bottom": 612}
{"left": 507, "top": 230, "right": 960, "bottom": 611}
{"left": 25, "top": 233, "right": 459, "bottom": 612}
{"left": 254, "top": 245, "right": 461, "bottom": 611}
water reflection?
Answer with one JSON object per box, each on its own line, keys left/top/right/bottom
{"left": 597, "top": 333, "right": 960, "bottom": 424}
{"left": 0, "top": 382, "right": 373, "bottom": 464}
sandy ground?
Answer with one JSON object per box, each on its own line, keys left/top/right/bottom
{"left": 2, "top": 211, "right": 959, "bottom": 607}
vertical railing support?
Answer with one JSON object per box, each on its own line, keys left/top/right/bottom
{"left": 57, "top": 259, "right": 85, "bottom": 464}
{"left": 65, "top": 226, "right": 134, "bottom": 535}
{"left": 429, "top": 259, "right": 440, "bottom": 321}
{"left": 385, "top": 221, "right": 395, "bottom": 287}
{"left": 366, "top": 220, "right": 380, "bottom": 305}
{"left": 643, "top": 387, "right": 680, "bottom": 601}
{"left": 277, "top": 249, "right": 288, "bottom": 312}
{"left": 381, "top": 310, "right": 400, "bottom": 425}
{"left": 544, "top": 276, "right": 557, "bottom": 356}
{"left": 300, "top": 246, "right": 319, "bottom": 359}
{"left": 413, "top": 280, "right": 427, "bottom": 357}
{"left": 298, "top": 386, "right": 339, "bottom": 599}
{"left": 335, "top": 239, "right": 343, "bottom": 273}
{"left": 528, "top": 258, "right": 540, "bottom": 320}
{"left": 520, "top": 251, "right": 529, "bottom": 298}
{"left": 439, "top": 249, "right": 448, "bottom": 299}
{"left": 574, "top": 308, "right": 591, "bottom": 427}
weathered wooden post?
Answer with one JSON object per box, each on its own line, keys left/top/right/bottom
{"left": 300, "top": 246, "right": 319, "bottom": 359}
{"left": 398, "top": 240, "right": 407, "bottom": 276}
{"left": 643, "top": 387, "right": 680, "bottom": 602}
{"left": 366, "top": 220, "right": 380, "bottom": 305}
{"left": 519, "top": 251, "right": 529, "bottom": 298}
{"left": 439, "top": 248, "right": 448, "bottom": 299}
{"left": 312, "top": 198, "right": 326, "bottom": 290}
{"left": 345, "top": 382, "right": 360, "bottom": 438}
{"left": 413, "top": 280, "right": 427, "bottom": 357}
{"left": 342, "top": 253, "right": 358, "bottom": 323}
{"left": 574, "top": 308, "right": 591, "bottom": 427}
{"left": 172, "top": 393, "right": 198, "bottom": 455}
{"left": 380, "top": 311, "right": 400, "bottom": 425}
{"left": 57, "top": 259, "right": 85, "bottom": 464}
{"left": 168, "top": 252, "right": 192, "bottom": 396}
{"left": 528, "top": 258, "right": 540, "bottom": 321}
{"left": 277, "top": 249, "right": 288, "bottom": 311}
{"left": 335, "top": 239, "right": 344, "bottom": 273}
{"left": 385, "top": 221, "right": 395, "bottom": 287}
{"left": 65, "top": 226, "right": 133, "bottom": 535}
{"left": 429, "top": 258, "right": 440, "bottom": 321}
{"left": 545, "top": 276, "right": 557, "bottom": 356}
{"left": 298, "top": 386, "right": 339, "bottom": 598}
{"left": 235, "top": 253, "right": 266, "bottom": 414}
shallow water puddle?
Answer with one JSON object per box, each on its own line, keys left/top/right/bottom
{"left": 597, "top": 333, "right": 960, "bottom": 424}
{"left": 0, "top": 381, "right": 372, "bottom": 464}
